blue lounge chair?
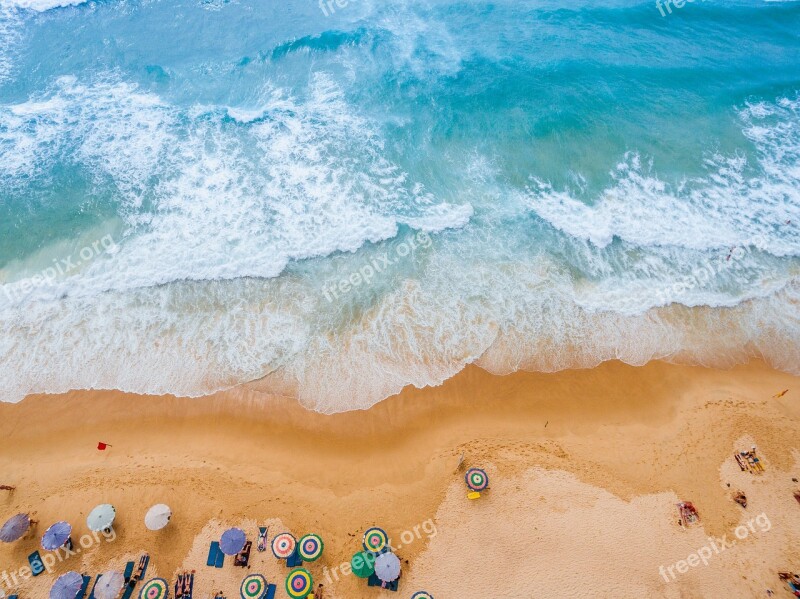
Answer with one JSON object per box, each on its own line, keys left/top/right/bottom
{"left": 286, "top": 550, "right": 303, "bottom": 568}
{"left": 265, "top": 584, "right": 276, "bottom": 599}
{"left": 214, "top": 546, "right": 224, "bottom": 568}
{"left": 88, "top": 574, "right": 101, "bottom": 599}
{"left": 28, "top": 551, "right": 44, "bottom": 577}
{"left": 367, "top": 573, "right": 380, "bottom": 587}
{"left": 206, "top": 542, "right": 219, "bottom": 567}
{"left": 9, "top": 595, "right": 18, "bottom": 599}
{"left": 123, "top": 562, "right": 135, "bottom": 583}
{"left": 78, "top": 575, "right": 92, "bottom": 599}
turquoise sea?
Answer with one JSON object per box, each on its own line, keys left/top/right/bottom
{"left": 0, "top": 0, "right": 798, "bottom": 411}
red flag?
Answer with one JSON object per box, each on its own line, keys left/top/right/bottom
{"left": 97, "top": 442, "right": 109, "bottom": 450}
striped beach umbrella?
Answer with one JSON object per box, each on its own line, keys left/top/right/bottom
{"left": 362, "top": 527, "right": 388, "bottom": 554}
{"left": 87, "top": 504, "right": 116, "bottom": 532}
{"left": 0, "top": 513, "right": 30, "bottom": 542}
{"left": 374, "top": 552, "right": 401, "bottom": 583}
{"left": 50, "top": 571, "right": 83, "bottom": 599}
{"left": 297, "top": 534, "right": 323, "bottom": 562}
{"left": 220, "top": 527, "right": 247, "bottom": 555}
{"left": 139, "top": 578, "right": 168, "bottom": 599}
{"left": 350, "top": 551, "right": 375, "bottom": 579}
{"left": 271, "top": 532, "right": 296, "bottom": 560}
{"left": 95, "top": 571, "right": 125, "bottom": 599}
{"left": 239, "top": 574, "right": 266, "bottom": 599}
{"left": 411, "top": 593, "right": 434, "bottom": 599}
{"left": 285, "top": 569, "right": 312, "bottom": 599}
{"left": 145, "top": 504, "right": 171, "bottom": 531}
{"left": 42, "top": 521, "right": 72, "bottom": 550}
{"left": 465, "top": 468, "right": 488, "bottom": 491}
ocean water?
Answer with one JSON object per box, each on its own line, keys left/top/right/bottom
{"left": 0, "top": 0, "right": 799, "bottom": 411}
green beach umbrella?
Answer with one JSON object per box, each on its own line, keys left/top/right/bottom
{"left": 297, "top": 533, "right": 323, "bottom": 562}
{"left": 411, "top": 593, "right": 434, "bottom": 599}
{"left": 285, "top": 568, "right": 312, "bottom": 599}
{"left": 139, "top": 578, "right": 168, "bottom": 599}
{"left": 350, "top": 551, "right": 375, "bottom": 579}
{"left": 239, "top": 574, "right": 266, "bottom": 599}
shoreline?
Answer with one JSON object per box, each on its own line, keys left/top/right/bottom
{"left": 1, "top": 359, "right": 799, "bottom": 597}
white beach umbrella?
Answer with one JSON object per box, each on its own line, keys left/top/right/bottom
{"left": 87, "top": 504, "right": 116, "bottom": 532}
{"left": 374, "top": 552, "right": 401, "bottom": 583}
{"left": 95, "top": 571, "right": 125, "bottom": 599}
{"left": 145, "top": 504, "right": 171, "bottom": 530}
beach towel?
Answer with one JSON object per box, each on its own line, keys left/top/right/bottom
{"left": 264, "top": 584, "right": 276, "bottom": 599}
{"left": 28, "top": 551, "right": 44, "bottom": 576}
{"left": 78, "top": 574, "right": 92, "bottom": 599}
{"left": 207, "top": 542, "right": 220, "bottom": 567}
{"left": 185, "top": 572, "right": 194, "bottom": 599}
{"left": 257, "top": 527, "right": 268, "bottom": 552}
{"left": 123, "top": 561, "right": 135, "bottom": 583}
{"left": 88, "top": 574, "right": 102, "bottom": 599}
{"left": 215, "top": 545, "right": 224, "bottom": 568}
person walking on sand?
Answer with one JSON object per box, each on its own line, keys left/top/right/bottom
{"left": 314, "top": 584, "right": 324, "bottom": 599}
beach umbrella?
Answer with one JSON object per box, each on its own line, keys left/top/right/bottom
{"left": 350, "top": 551, "right": 375, "bottom": 579}
{"left": 465, "top": 468, "right": 488, "bottom": 491}
{"left": 374, "top": 552, "right": 401, "bottom": 583}
{"left": 50, "top": 571, "right": 83, "bottom": 599}
{"left": 271, "top": 532, "right": 297, "bottom": 560}
{"left": 220, "top": 527, "right": 247, "bottom": 555}
{"left": 0, "top": 513, "right": 30, "bottom": 542}
{"left": 139, "top": 578, "right": 168, "bottom": 599}
{"left": 42, "top": 521, "right": 72, "bottom": 550}
{"left": 285, "top": 569, "right": 312, "bottom": 599}
{"left": 144, "top": 504, "right": 171, "bottom": 531}
{"left": 95, "top": 571, "right": 125, "bottom": 599}
{"left": 411, "top": 593, "right": 434, "bottom": 599}
{"left": 362, "top": 527, "right": 388, "bottom": 554}
{"left": 297, "top": 533, "right": 323, "bottom": 562}
{"left": 239, "top": 574, "right": 267, "bottom": 599}
{"left": 87, "top": 504, "right": 116, "bottom": 532}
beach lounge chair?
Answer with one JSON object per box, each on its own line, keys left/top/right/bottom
{"left": 123, "top": 562, "right": 134, "bottom": 583}
{"left": 264, "top": 584, "right": 276, "bottom": 599}
{"left": 257, "top": 527, "right": 268, "bottom": 552}
{"left": 78, "top": 575, "right": 92, "bottom": 599}
{"left": 207, "top": 542, "right": 219, "bottom": 567}
{"left": 184, "top": 572, "right": 194, "bottom": 599}
{"left": 367, "top": 574, "right": 381, "bottom": 587}
{"left": 286, "top": 549, "right": 303, "bottom": 568}
{"left": 88, "top": 574, "right": 102, "bottom": 599}
{"left": 130, "top": 555, "right": 149, "bottom": 585}
{"left": 8, "top": 595, "right": 17, "bottom": 599}
{"left": 215, "top": 545, "right": 224, "bottom": 568}
{"left": 234, "top": 541, "right": 252, "bottom": 567}
{"left": 28, "top": 551, "right": 44, "bottom": 576}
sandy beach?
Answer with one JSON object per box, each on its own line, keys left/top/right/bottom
{"left": 1, "top": 360, "right": 798, "bottom": 598}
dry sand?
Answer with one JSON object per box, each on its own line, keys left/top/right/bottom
{"left": 0, "top": 360, "right": 799, "bottom": 598}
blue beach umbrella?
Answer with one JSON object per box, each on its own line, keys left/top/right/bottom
{"left": 42, "top": 521, "right": 72, "bottom": 550}
{"left": 50, "top": 571, "right": 83, "bottom": 599}
{"left": 0, "top": 513, "right": 30, "bottom": 542}
{"left": 220, "top": 527, "right": 246, "bottom": 555}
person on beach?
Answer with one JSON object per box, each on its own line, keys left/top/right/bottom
{"left": 314, "top": 584, "right": 324, "bottom": 598}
